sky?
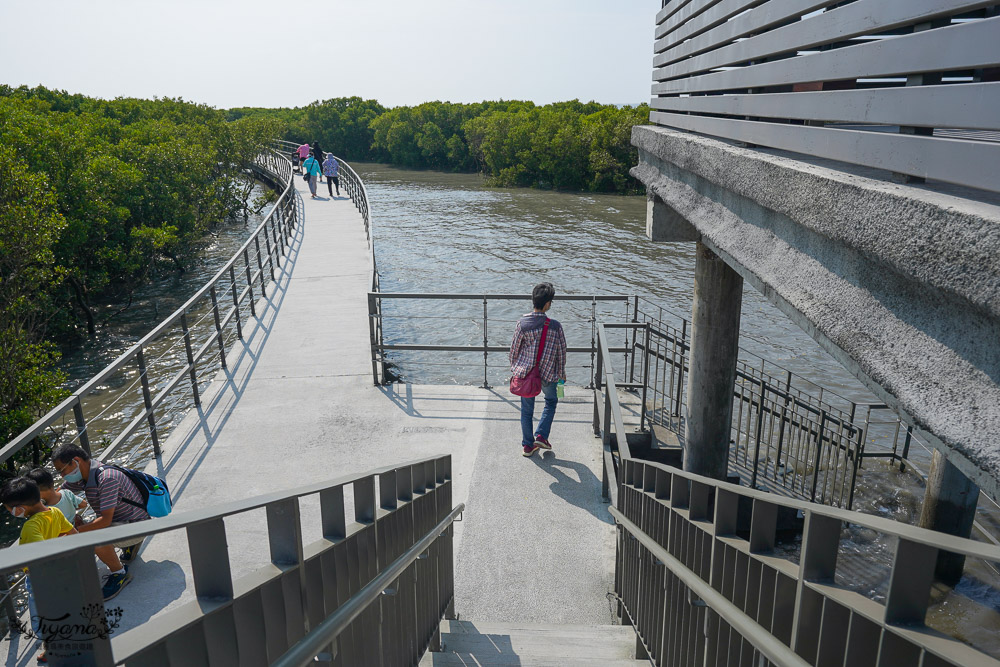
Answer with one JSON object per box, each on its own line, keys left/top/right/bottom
{"left": 0, "top": 0, "right": 660, "bottom": 109}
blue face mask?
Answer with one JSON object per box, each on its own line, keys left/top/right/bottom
{"left": 62, "top": 462, "right": 83, "bottom": 483}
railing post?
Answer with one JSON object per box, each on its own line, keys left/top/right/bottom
{"left": 639, "top": 323, "right": 650, "bottom": 433}
{"left": 750, "top": 379, "right": 767, "bottom": 490}
{"left": 264, "top": 227, "right": 277, "bottom": 281}
{"left": 271, "top": 215, "right": 284, "bottom": 258}
{"left": 367, "top": 293, "right": 381, "bottom": 385}
{"left": 210, "top": 285, "right": 227, "bottom": 369}
{"left": 255, "top": 236, "right": 268, "bottom": 291}
{"left": 229, "top": 266, "right": 244, "bottom": 340}
{"left": 180, "top": 313, "right": 201, "bottom": 407}
{"left": 243, "top": 249, "right": 256, "bottom": 318}
{"left": 628, "top": 295, "right": 639, "bottom": 384}
{"left": 481, "top": 297, "right": 489, "bottom": 389}
{"left": 674, "top": 318, "right": 686, "bottom": 417}
{"left": 810, "top": 410, "right": 827, "bottom": 503}
{"left": 136, "top": 346, "right": 161, "bottom": 457}
{"left": 72, "top": 400, "right": 91, "bottom": 455}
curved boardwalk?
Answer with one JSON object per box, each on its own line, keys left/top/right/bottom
{"left": 3, "top": 174, "right": 614, "bottom": 665}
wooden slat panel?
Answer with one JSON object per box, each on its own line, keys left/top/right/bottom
{"left": 648, "top": 111, "right": 1000, "bottom": 193}
{"left": 656, "top": 0, "right": 834, "bottom": 55}
{"left": 651, "top": 16, "right": 1000, "bottom": 94}
{"left": 655, "top": 0, "right": 996, "bottom": 81}
{"left": 650, "top": 82, "right": 1000, "bottom": 130}
{"left": 657, "top": 0, "right": 730, "bottom": 41}
{"left": 658, "top": 0, "right": 698, "bottom": 27}
{"left": 656, "top": 0, "right": 840, "bottom": 66}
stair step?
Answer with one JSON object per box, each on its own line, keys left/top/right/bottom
{"left": 420, "top": 620, "right": 640, "bottom": 665}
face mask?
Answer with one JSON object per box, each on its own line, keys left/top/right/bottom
{"left": 62, "top": 462, "right": 83, "bottom": 483}
{"left": 8, "top": 506, "right": 25, "bottom": 519}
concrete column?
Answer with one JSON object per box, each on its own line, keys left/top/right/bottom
{"left": 918, "top": 450, "right": 979, "bottom": 585}
{"left": 683, "top": 242, "right": 744, "bottom": 481}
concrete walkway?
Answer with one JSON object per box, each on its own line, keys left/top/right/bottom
{"left": 2, "top": 174, "right": 614, "bottom": 665}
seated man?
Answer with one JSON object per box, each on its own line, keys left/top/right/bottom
{"left": 51, "top": 445, "right": 150, "bottom": 600}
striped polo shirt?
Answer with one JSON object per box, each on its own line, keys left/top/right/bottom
{"left": 65, "top": 460, "right": 150, "bottom": 524}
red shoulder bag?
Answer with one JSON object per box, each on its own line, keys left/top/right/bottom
{"left": 510, "top": 319, "right": 549, "bottom": 398}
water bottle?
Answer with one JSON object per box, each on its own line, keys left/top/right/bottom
{"left": 557, "top": 379, "right": 565, "bottom": 398}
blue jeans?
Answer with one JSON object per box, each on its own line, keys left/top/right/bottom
{"left": 25, "top": 575, "right": 39, "bottom": 637}
{"left": 520, "top": 381, "right": 558, "bottom": 446}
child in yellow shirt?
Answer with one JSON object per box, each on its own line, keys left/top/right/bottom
{"left": 2, "top": 477, "right": 76, "bottom": 663}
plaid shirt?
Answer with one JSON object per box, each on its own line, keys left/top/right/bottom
{"left": 509, "top": 313, "right": 567, "bottom": 383}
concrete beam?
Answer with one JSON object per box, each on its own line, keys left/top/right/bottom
{"left": 630, "top": 124, "right": 1000, "bottom": 503}
{"left": 647, "top": 193, "right": 700, "bottom": 242}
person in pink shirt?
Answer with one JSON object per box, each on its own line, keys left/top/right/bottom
{"left": 297, "top": 143, "right": 311, "bottom": 163}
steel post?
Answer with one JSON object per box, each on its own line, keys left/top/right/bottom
{"left": 244, "top": 249, "right": 257, "bottom": 318}
{"left": 210, "top": 285, "right": 227, "bottom": 369}
{"left": 136, "top": 347, "right": 160, "bottom": 456}
{"left": 73, "top": 400, "right": 91, "bottom": 455}
{"left": 180, "top": 313, "right": 200, "bottom": 406}
{"left": 229, "top": 266, "right": 244, "bottom": 340}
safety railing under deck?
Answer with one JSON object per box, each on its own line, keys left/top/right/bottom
{"left": 650, "top": 0, "right": 1000, "bottom": 194}
{"left": 0, "top": 456, "right": 460, "bottom": 666}
{"left": 612, "top": 457, "right": 1000, "bottom": 667}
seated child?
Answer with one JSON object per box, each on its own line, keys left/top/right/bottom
{"left": 1, "top": 477, "right": 76, "bottom": 664}
{"left": 27, "top": 468, "right": 88, "bottom": 528}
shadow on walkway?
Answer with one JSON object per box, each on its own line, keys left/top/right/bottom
{"left": 532, "top": 452, "right": 613, "bottom": 524}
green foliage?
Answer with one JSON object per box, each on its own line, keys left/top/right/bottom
{"left": 0, "top": 85, "right": 278, "bottom": 447}
{"left": 0, "top": 144, "right": 69, "bottom": 447}
{"left": 232, "top": 97, "right": 649, "bottom": 194}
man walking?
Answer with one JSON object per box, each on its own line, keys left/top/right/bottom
{"left": 509, "top": 283, "right": 567, "bottom": 457}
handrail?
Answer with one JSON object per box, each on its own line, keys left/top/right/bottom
{"left": 0, "top": 456, "right": 458, "bottom": 665}
{"left": 0, "top": 148, "right": 297, "bottom": 466}
{"left": 610, "top": 506, "right": 810, "bottom": 667}
{"left": 273, "top": 502, "right": 465, "bottom": 667}
{"left": 611, "top": 456, "right": 1000, "bottom": 666}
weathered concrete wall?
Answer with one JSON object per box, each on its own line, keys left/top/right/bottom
{"left": 630, "top": 125, "right": 1000, "bottom": 501}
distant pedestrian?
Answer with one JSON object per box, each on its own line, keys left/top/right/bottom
{"left": 312, "top": 142, "right": 324, "bottom": 172}
{"left": 291, "top": 149, "right": 301, "bottom": 173}
{"left": 296, "top": 142, "right": 311, "bottom": 168}
{"left": 509, "top": 283, "right": 567, "bottom": 457}
{"left": 302, "top": 153, "right": 322, "bottom": 198}
{"left": 323, "top": 154, "right": 340, "bottom": 196}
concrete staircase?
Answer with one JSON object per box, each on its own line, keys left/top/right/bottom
{"left": 420, "top": 619, "right": 642, "bottom": 666}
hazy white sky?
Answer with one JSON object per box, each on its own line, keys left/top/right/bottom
{"left": 0, "top": 0, "right": 659, "bottom": 109}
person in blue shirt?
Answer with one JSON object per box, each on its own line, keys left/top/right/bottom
{"left": 302, "top": 153, "right": 322, "bottom": 198}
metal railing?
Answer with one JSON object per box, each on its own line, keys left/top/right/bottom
{"left": 368, "top": 293, "right": 631, "bottom": 387}
{"left": 0, "top": 456, "right": 460, "bottom": 666}
{"left": 0, "top": 148, "right": 298, "bottom": 472}
{"left": 0, "top": 147, "right": 298, "bottom": 630}
{"left": 625, "top": 299, "right": 868, "bottom": 508}
{"left": 612, "top": 456, "right": 1000, "bottom": 667}
{"left": 650, "top": 0, "right": 1000, "bottom": 193}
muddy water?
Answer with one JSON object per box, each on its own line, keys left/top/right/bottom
{"left": 357, "top": 163, "right": 1000, "bottom": 657}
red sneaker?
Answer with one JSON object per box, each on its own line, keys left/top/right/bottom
{"left": 534, "top": 435, "right": 552, "bottom": 450}
{"left": 522, "top": 443, "right": 541, "bottom": 457}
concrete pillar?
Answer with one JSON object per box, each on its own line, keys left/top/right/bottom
{"left": 918, "top": 450, "right": 979, "bottom": 585}
{"left": 683, "top": 242, "right": 744, "bottom": 481}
